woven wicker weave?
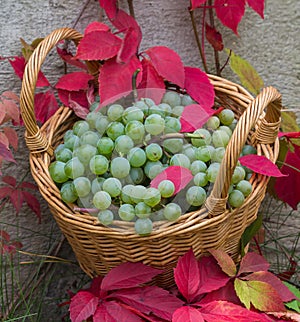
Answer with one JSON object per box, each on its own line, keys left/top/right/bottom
{"left": 20, "top": 28, "right": 282, "bottom": 288}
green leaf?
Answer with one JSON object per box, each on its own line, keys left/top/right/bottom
{"left": 283, "top": 282, "right": 300, "bottom": 313}
{"left": 226, "top": 49, "right": 264, "bottom": 95}
{"left": 281, "top": 111, "right": 300, "bottom": 134}
{"left": 234, "top": 279, "right": 285, "bottom": 312}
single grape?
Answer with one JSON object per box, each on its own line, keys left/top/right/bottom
{"left": 49, "top": 161, "right": 69, "bottom": 183}
{"left": 64, "top": 134, "right": 80, "bottom": 151}
{"left": 128, "top": 167, "right": 145, "bottom": 185}
{"left": 144, "top": 114, "right": 165, "bottom": 135}
{"left": 79, "top": 131, "right": 100, "bottom": 147}
{"left": 55, "top": 147, "right": 73, "bottom": 163}
{"left": 149, "top": 105, "right": 165, "bottom": 117}
{"left": 64, "top": 157, "right": 85, "bottom": 179}
{"left": 135, "top": 202, "right": 152, "bottom": 219}
{"left": 74, "top": 144, "right": 97, "bottom": 166}
{"left": 106, "top": 121, "right": 125, "bottom": 141}
{"left": 135, "top": 218, "right": 153, "bottom": 235}
{"left": 242, "top": 145, "right": 257, "bottom": 156}
{"left": 158, "top": 103, "right": 172, "bottom": 116}
{"left": 73, "top": 177, "right": 91, "bottom": 198}
{"left": 158, "top": 180, "right": 175, "bottom": 198}
{"left": 229, "top": 119, "right": 238, "bottom": 131}
{"left": 228, "top": 189, "right": 245, "bottom": 208}
{"left": 114, "top": 135, "right": 134, "bottom": 154}
{"left": 73, "top": 120, "right": 90, "bottom": 137}
{"left": 162, "top": 91, "right": 181, "bottom": 107}
{"left": 110, "top": 157, "right": 131, "bottom": 179}
{"left": 218, "top": 109, "right": 235, "bottom": 126}
{"left": 127, "top": 147, "right": 147, "bottom": 167}
{"left": 193, "top": 172, "right": 208, "bottom": 187}
{"left": 212, "top": 130, "right": 230, "bottom": 148}
{"left": 125, "top": 120, "right": 145, "bottom": 143}
{"left": 145, "top": 143, "right": 163, "bottom": 161}
{"left": 93, "top": 191, "right": 111, "bottom": 210}
{"left": 107, "top": 104, "right": 124, "bottom": 121}
{"left": 130, "top": 185, "right": 147, "bottom": 204}
{"left": 206, "top": 116, "right": 220, "bottom": 130}
{"left": 163, "top": 203, "right": 182, "bottom": 221}
{"left": 219, "top": 125, "right": 232, "bottom": 137}
{"left": 122, "top": 106, "right": 144, "bottom": 123}
{"left": 143, "top": 188, "right": 161, "bottom": 207}
{"left": 195, "top": 146, "right": 214, "bottom": 162}
{"left": 86, "top": 111, "right": 103, "bottom": 129}
{"left": 186, "top": 186, "right": 206, "bottom": 206}
{"left": 206, "top": 162, "right": 221, "bottom": 183}
{"left": 163, "top": 138, "right": 183, "bottom": 154}
{"left": 144, "top": 160, "right": 163, "bottom": 179}
{"left": 95, "top": 115, "right": 109, "bottom": 135}
{"left": 231, "top": 166, "right": 246, "bottom": 184}
{"left": 120, "top": 184, "right": 134, "bottom": 204}
{"left": 97, "top": 137, "right": 114, "bottom": 155}
{"left": 170, "top": 153, "right": 191, "bottom": 169}
{"left": 60, "top": 181, "right": 78, "bottom": 203}
{"left": 134, "top": 100, "right": 150, "bottom": 115}
{"left": 63, "top": 130, "right": 74, "bottom": 142}
{"left": 98, "top": 209, "right": 114, "bottom": 225}
{"left": 172, "top": 105, "right": 184, "bottom": 117}
{"left": 182, "top": 144, "right": 197, "bottom": 162}
{"left": 190, "top": 160, "right": 207, "bottom": 175}
{"left": 102, "top": 177, "right": 122, "bottom": 197}
{"left": 164, "top": 116, "right": 181, "bottom": 133}
{"left": 211, "top": 147, "right": 226, "bottom": 163}
{"left": 91, "top": 177, "right": 105, "bottom": 194}
{"left": 118, "top": 203, "right": 136, "bottom": 221}
{"left": 181, "top": 94, "right": 195, "bottom": 106}
{"left": 191, "top": 128, "right": 212, "bottom": 147}
{"left": 236, "top": 180, "right": 252, "bottom": 197}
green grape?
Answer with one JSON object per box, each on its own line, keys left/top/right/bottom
{"left": 135, "top": 202, "right": 151, "bottom": 219}
{"left": 125, "top": 120, "right": 145, "bottom": 143}
{"left": 98, "top": 209, "right": 114, "bottom": 225}
{"left": 118, "top": 203, "right": 136, "bottom": 221}
{"left": 158, "top": 180, "right": 175, "bottom": 198}
{"left": 236, "top": 180, "right": 252, "bottom": 197}
{"left": 130, "top": 185, "right": 147, "bottom": 204}
{"left": 212, "top": 130, "right": 230, "bottom": 148}
{"left": 77, "top": 193, "right": 94, "bottom": 209}
{"left": 190, "top": 160, "right": 207, "bottom": 175}
{"left": 73, "top": 177, "right": 91, "bottom": 198}
{"left": 218, "top": 109, "right": 235, "bottom": 126}
{"left": 102, "top": 177, "right": 122, "bottom": 197}
{"left": 219, "top": 125, "right": 232, "bottom": 137}
{"left": 93, "top": 191, "right": 111, "bottom": 210}
{"left": 73, "top": 120, "right": 90, "bottom": 137}
{"left": 74, "top": 144, "right": 97, "bottom": 166}
{"left": 163, "top": 138, "right": 183, "bottom": 154}
{"left": 97, "top": 137, "right": 114, "bottom": 155}
{"left": 182, "top": 144, "right": 197, "bottom": 162}
{"left": 141, "top": 97, "right": 155, "bottom": 107}
{"left": 114, "top": 135, "right": 134, "bottom": 155}
{"left": 162, "top": 91, "right": 181, "bottom": 108}
{"left": 122, "top": 106, "right": 144, "bottom": 123}
{"left": 86, "top": 111, "right": 103, "bottom": 129}
{"left": 64, "top": 157, "right": 85, "bottom": 179}
{"left": 135, "top": 218, "right": 153, "bottom": 235}
{"left": 64, "top": 134, "right": 80, "bottom": 151}
{"left": 144, "top": 114, "right": 165, "bottom": 135}
{"left": 60, "top": 181, "right": 78, "bottom": 203}
{"left": 211, "top": 147, "right": 226, "bottom": 163}
{"left": 172, "top": 105, "right": 184, "bottom": 117}
{"left": 163, "top": 203, "right": 182, "bottom": 221}
{"left": 191, "top": 128, "right": 211, "bottom": 147}
{"left": 49, "top": 161, "right": 69, "bottom": 183}
{"left": 170, "top": 153, "right": 191, "bottom": 169}
{"left": 144, "top": 160, "right": 163, "bottom": 179}
{"left": 95, "top": 115, "right": 109, "bottom": 135}
{"left": 242, "top": 145, "right": 257, "bottom": 156}
{"left": 120, "top": 184, "right": 134, "bottom": 204}
{"left": 231, "top": 166, "right": 246, "bottom": 184}
{"left": 79, "top": 131, "right": 100, "bottom": 147}
{"left": 164, "top": 116, "right": 181, "bottom": 133}
{"left": 228, "top": 189, "right": 245, "bottom": 208}
{"left": 106, "top": 121, "right": 125, "bottom": 141}
{"left": 149, "top": 105, "right": 165, "bottom": 117}
{"left": 128, "top": 167, "right": 145, "bottom": 185}
{"left": 229, "top": 119, "right": 237, "bottom": 131}
{"left": 107, "top": 104, "right": 124, "bottom": 121}
{"left": 206, "top": 116, "right": 220, "bottom": 130}
{"left": 193, "top": 172, "right": 208, "bottom": 187}
{"left": 55, "top": 147, "right": 73, "bottom": 163}
{"left": 89, "top": 101, "right": 100, "bottom": 111}
{"left": 206, "top": 162, "right": 221, "bottom": 183}
{"left": 143, "top": 187, "right": 161, "bottom": 207}
{"left": 91, "top": 177, "right": 105, "bottom": 194}
{"left": 195, "top": 146, "right": 214, "bottom": 162}
{"left": 186, "top": 186, "right": 206, "bottom": 206}
{"left": 145, "top": 143, "right": 163, "bottom": 161}
{"left": 127, "top": 147, "right": 147, "bottom": 167}
{"left": 158, "top": 103, "right": 172, "bottom": 116}
{"left": 181, "top": 94, "right": 195, "bottom": 106}
{"left": 110, "top": 157, "right": 131, "bottom": 178}
{"left": 63, "top": 130, "right": 74, "bottom": 142}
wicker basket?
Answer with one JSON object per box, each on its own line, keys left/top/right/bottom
{"left": 20, "top": 28, "right": 282, "bottom": 288}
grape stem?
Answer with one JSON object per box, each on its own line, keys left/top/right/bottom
{"left": 132, "top": 69, "right": 141, "bottom": 102}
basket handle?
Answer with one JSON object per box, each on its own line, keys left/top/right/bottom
{"left": 205, "top": 86, "right": 282, "bottom": 216}
{"left": 20, "top": 28, "right": 84, "bottom": 154}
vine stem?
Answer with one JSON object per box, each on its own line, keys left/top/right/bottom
{"left": 71, "top": 0, "right": 91, "bottom": 29}
{"left": 127, "top": 0, "right": 135, "bottom": 19}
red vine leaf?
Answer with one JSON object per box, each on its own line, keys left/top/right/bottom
{"left": 184, "top": 66, "right": 215, "bottom": 110}
{"left": 84, "top": 21, "right": 110, "bottom": 34}
{"left": 22, "top": 191, "right": 41, "bottom": 223}
{"left": 2, "top": 175, "right": 17, "bottom": 187}
{"left": 0, "top": 142, "right": 16, "bottom": 163}
{"left": 239, "top": 155, "right": 287, "bottom": 178}
{"left": 57, "top": 89, "right": 89, "bottom": 109}
{"left": 247, "top": 0, "right": 265, "bottom": 19}
{"left": 102, "top": 301, "right": 143, "bottom": 322}
{"left": 190, "top": 0, "right": 208, "bottom": 10}
{"left": 205, "top": 23, "right": 224, "bottom": 51}
{"left": 34, "top": 91, "right": 59, "bottom": 124}
{"left": 215, "top": 0, "right": 246, "bottom": 35}
{"left": 137, "top": 58, "right": 166, "bottom": 104}
{"left": 10, "top": 190, "right": 24, "bottom": 214}
{"left": 209, "top": 249, "right": 237, "bottom": 277}
{"left": 69, "top": 290, "right": 98, "bottom": 322}
{"left": 98, "top": 0, "right": 118, "bottom": 20}
{"left": 56, "top": 47, "right": 87, "bottom": 70}
{"left": 117, "top": 27, "right": 141, "bottom": 64}
{"left": 55, "top": 71, "right": 94, "bottom": 92}
{"left": 68, "top": 99, "right": 89, "bottom": 119}
{"left": 238, "top": 252, "right": 270, "bottom": 275}
{"left": 150, "top": 166, "right": 193, "bottom": 195}
{"left": 172, "top": 306, "right": 204, "bottom": 322}
{"left": 110, "top": 9, "right": 140, "bottom": 33}
{"left": 278, "top": 131, "right": 300, "bottom": 139}
{"left": 3, "top": 127, "right": 18, "bottom": 151}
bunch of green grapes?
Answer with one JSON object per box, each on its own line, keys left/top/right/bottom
{"left": 49, "top": 91, "right": 256, "bottom": 235}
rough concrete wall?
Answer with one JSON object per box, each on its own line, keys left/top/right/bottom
{"left": 0, "top": 0, "right": 299, "bottom": 319}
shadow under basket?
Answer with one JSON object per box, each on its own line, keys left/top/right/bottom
{"left": 20, "top": 28, "right": 282, "bottom": 288}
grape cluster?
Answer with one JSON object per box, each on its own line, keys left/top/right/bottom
{"left": 49, "top": 91, "right": 256, "bottom": 235}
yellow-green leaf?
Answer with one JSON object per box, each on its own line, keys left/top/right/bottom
{"left": 281, "top": 111, "right": 300, "bottom": 133}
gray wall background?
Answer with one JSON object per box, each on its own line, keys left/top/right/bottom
{"left": 0, "top": 0, "right": 299, "bottom": 320}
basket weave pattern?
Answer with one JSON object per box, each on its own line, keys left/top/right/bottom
{"left": 20, "top": 28, "right": 282, "bottom": 287}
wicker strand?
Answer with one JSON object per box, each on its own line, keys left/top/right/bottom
{"left": 252, "top": 118, "right": 281, "bottom": 145}
{"left": 25, "top": 127, "right": 53, "bottom": 155}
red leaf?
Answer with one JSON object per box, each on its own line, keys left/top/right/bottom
{"left": 112, "top": 286, "right": 183, "bottom": 320}
{"left": 57, "top": 89, "right": 89, "bottom": 109}
{"left": 99, "top": 0, "right": 118, "bottom": 20}
{"left": 205, "top": 23, "right": 224, "bottom": 51}
{"left": 101, "top": 301, "right": 143, "bottom": 322}
{"left": 56, "top": 72, "right": 94, "bottom": 91}
{"left": 184, "top": 67, "right": 215, "bottom": 110}
{"left": 84, "top": 21, "right": 110, "bottom": 34}
{"left": 68, "top": 99, "right": 89, "bottom": 119}
{"left": 190, "top": 0, "right": 208, "bottom": 10}
{"left": 19, "top": 181, "right": 38, "bottom": 190}
{"left": 10, "top": 190, "right": 23, "bottom": 214}
{"left": 150, "top": 166, "right": 193, "bottom": 195}
{"left": 69, "top": 290, "right": 98, "bottom": 322}
{"left": 174, "top": 249, "right": 201, "bottom": 303}
{"left": 0, "top": 96, "right": 20, "bottom": 125}
{"left": 215, "top": 0, "right": 246, "bottom": 35}
{"left": 0, "top": 230, "right": 10, "bottom": 241}
{"left": 199, "top": 300, "right": 271, "bottom": 322}
{"left": 101, "top": 262, "right": 162, "bottom": 292}
{"left": 2, "top": 175, "right": 17, "bottom": 187}
{"left": 145, "top": 46, "right": 185, "bottom": 88}
{"left": 238, "top": 252, "right": 270, "bottom": 274}
{"left": 172, "top": 306, "right": 204, "bottom": 322}
{"left": 110, "top": 9, "right": 140, "bottom": 33}
{"left": 99, "top": 56, "right": 142, "bottom": 107}
{"left": 34, "top": 91, "right": 59, "bottom": 124}
{"left": 75, "top": 30, "right": 122, "bottom": 61}
{"left": 0, "top": 186, "right": 13, "bottom": 199}
{"left": 209, "top": 249, "right": 237, "bottom": 277}
{"left": 88, "top": 276, "right": 104, "bottom": 297}
{"left": 274, "top": 145, "right": 300, "bottom": 209}
{"left": 180, "top": 104, "right": 215, "bottom": 132}
{"left": 22, "top": 191, "right": 41, "bottom": 222}
{"left": 56, "top": 47, "right": 87, "bottom": 70}
{"left": 245, "top": 271, "right": 296, "bottom": 302}
{"left": 239, "top": 155, "right": 287, "bottom": 178}
{"left": 3, "top": 127, "right": 18, "bottom": 150}
{"left": 247, "top": 0, "right": 265, "bottom": 19}
{"left": 117, "top": 27, "right": 141, "bottom": 64}
{"left": 278, "top": 131, "right": 300, "bottom": 139}
{"left": 137, "top": 58, "right": 165, "bottom": 104}
{"left": 0, "top": 142, "right": 16, "bottom": 163}
{"left": 92, "top": 304, "right": 115, "bottom": 322}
